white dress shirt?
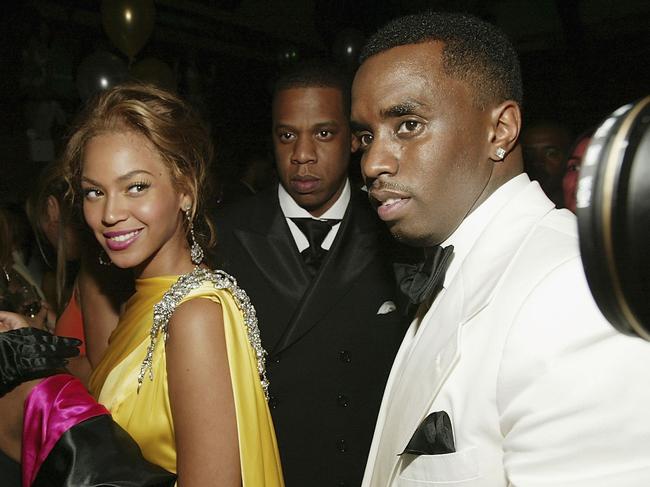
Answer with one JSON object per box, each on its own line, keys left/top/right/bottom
{"left": 278, "top": 179, "right": 350, "bottom": 252}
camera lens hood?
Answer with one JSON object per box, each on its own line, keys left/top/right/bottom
{"left": 577, "top": 95, "right": 650, "bottom": 339}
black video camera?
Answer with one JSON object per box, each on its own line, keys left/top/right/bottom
{"left": 578, "top": 95, "right": 650, "bottom": 339}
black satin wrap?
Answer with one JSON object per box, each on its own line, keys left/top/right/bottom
{"left": 0, "top": 449, "right": 21, "bottom": 487}
{"left": 31, "top": 415, "right": 176, "bottom": 487}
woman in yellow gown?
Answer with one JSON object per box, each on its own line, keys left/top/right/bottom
{"left": 60, "top": 83, "right": 283, "bottom": 486}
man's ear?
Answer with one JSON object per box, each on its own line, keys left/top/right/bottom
{"left": 351, "top": 132, "right": 360, "bottom": 153}
{"left": 488, "top": 100, "right": 521, "bottom": 161}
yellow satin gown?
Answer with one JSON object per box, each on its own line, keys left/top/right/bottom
{"left": 88, "top": 270, "right": 284, "bottom": 486}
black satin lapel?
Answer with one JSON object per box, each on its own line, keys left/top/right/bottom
{"left": 234, "top": 210, "right": 310, "bottom": 303}
{"left": 272, "top": 200, "right": 378, "bottom": 354}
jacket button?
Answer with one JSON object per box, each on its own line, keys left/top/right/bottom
{"left": 268, "top": 394, "right": 279, "bottom": 409}
{"left": 270, "top": 354, "right": 281, "bottom": 364}
{"left": 337, "top": 394, "right": 349, "bottom": 407}
{"left": 338, "top": 350, "right": 351, "bottom": 363}
{"left": 337, "top": 439, "right": 348, "bottom": 453}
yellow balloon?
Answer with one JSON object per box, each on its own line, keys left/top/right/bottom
{"left": 101, "top": 0, "right": 155, "bottom": 60}
{"left": 131, "top": 57, "right": 176, "bottom": 92}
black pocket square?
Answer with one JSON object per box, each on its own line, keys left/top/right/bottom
{"left": 400, "top": 411, "right": 456, "bottom": 455}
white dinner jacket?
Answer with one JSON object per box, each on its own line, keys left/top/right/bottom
{"left": 363, "top": 179, "right": 650, "bottom": 487}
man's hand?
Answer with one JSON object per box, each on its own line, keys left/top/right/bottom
{"left": 0, "top": 316, "right": 81, "bottom": 397}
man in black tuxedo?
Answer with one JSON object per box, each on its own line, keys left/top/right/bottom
{"left": 213, "top": 62, "right": 408, "bottom": 487}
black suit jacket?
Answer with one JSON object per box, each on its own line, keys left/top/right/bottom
{"left": 212, "top": 185, "right": 408, "bottom": 487}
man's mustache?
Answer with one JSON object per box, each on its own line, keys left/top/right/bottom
{"left": 367, "top": 178, "right": 412, "bottom": 194}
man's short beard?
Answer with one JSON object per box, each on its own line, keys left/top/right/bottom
{"left": 388, "top": 224, "right": 434, "bottom": 248}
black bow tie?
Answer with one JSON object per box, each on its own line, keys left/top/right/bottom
{"left": 290, "top": 218, "right": 340, "bottom": 274}
{"left": 394, "top": 245, "right": 454, "bottom": 308}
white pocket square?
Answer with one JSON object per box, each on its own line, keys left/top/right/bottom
{"left": 377, "top": 301, "right": 397, "bottom": 315}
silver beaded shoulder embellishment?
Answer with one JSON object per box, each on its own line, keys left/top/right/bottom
{"left": 137, "top": 268, "right": 269, "bottom": 399}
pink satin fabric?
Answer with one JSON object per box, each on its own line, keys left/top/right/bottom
{"left": 21, "top": 374, "right": 109, "bottom": 487}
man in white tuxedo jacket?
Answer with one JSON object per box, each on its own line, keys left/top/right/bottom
{"left": 350, "top": 11, "right": 650, "bottom": 487}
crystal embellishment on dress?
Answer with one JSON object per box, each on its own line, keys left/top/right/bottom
{"left": 137, "top": 268, "right": 270, "bottom": 399}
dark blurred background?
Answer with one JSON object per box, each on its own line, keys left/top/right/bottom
{"left": 1, "top": 0, "right": 649, "bottom": 204}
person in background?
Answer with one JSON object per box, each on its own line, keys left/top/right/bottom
{"left": 562, "top": 131, "right": 593, "bottom": 213}
{"left": 521, "top": 120, "right": 572, "bottom": 207}
{"left": 2, "top": 205, "right": 43, "bottom": 294}
{"left": 26, "top": 162, "right": 90, "bottom": 380}
{"left": 214, "top": 61, "right": 409, "bottom": 487}
{"left": 0, "top": 205, "right": 52, "bottom": 331}
{"left": 1, "top": 204, "right": 52, "bottom": 486}
{"left": 26, "top": 163, "right": 82, "bottom": 316}
{"left": 351, "top": 11, "right": 650, "bottom": 486}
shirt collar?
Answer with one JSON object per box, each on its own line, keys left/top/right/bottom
{"left": 441, "top": 173, "right": 530, "bottom": 288}
{"left": 278, "top": 179, "right": 350, "bottom": 219}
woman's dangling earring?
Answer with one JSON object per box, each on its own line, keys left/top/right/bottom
{"left": 185, "top": 207, "right": 204, "bottom": 265}
{"left": 98, "top": 249, "right": 112, "bottom": 266}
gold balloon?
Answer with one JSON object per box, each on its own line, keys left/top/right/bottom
{"left": 76, "top": 50, "right": 128, "bottom": 101}
{"left": 101, "top": 0, "right": 155, "bottom": 60}
{"left": 131, "top": 57, "right": 176, "bottom": 92}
